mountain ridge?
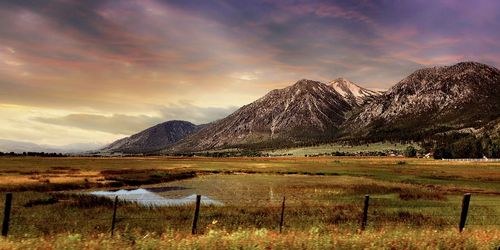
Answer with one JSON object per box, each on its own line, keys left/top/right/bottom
{"left": 101, "top": 61, "right": 500, "bottom": 154}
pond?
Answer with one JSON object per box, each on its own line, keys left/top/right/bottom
{"left": 89, "top": 188, "right": 223, "bottom": 207}
{"left": 88, "top": 174, "right": 366, "bottom": 207}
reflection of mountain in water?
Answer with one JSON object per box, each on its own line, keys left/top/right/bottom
{"left": 90, "top": 188, "right": 223, "bottom": 207}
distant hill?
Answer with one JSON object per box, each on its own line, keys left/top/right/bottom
{"left": 102, "top": 120, "right": 202, "bottom": 154}
{"left": 0, "top": 139, "right": 103, "bottom": 154}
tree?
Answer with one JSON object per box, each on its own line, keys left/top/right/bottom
{"left": 404, "top": 145, "right": 417, "bottom": 157}
{"left": 433, "top": 145, "right": 452, "bottom": 159}
{"left": 482, "top": 137, "right": 500, "bottom": 158}
{"left": 450, "top": 136, "right": 482, "bottom": 158}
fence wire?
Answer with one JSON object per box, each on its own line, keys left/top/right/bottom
{"left": 2, "top": 192, "right": 499, "bottom": 238}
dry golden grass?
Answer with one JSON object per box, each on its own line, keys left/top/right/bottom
{"left": 1, "top": 156, "right": 499, "bottom": 193}
{"left": 0, "top": 227, "right": 499, "bottom": 249}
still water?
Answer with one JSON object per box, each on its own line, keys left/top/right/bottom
{"left": 89, "top": 188, "right": 223, "bottom": 207}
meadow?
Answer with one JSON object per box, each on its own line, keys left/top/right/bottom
{"left": 0, "top": 156, "right": 499, "bottom": 249}
{"left": 265, "top": 142, "right": 420, "bottom": 156}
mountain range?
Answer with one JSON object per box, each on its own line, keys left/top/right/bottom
{"left": 103, "top": 62, "right": 500, "bottom": 154}
{"left": 0, "top": 139, "right": 104, "bottom": 154}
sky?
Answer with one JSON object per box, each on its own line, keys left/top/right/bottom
{"left": 0, "top": 0, "right": 499, "bottom": 147}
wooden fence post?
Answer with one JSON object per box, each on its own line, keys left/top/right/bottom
{"left": 279, "top": 196, "right": 286, "bottom": 233}
{"left": 2, "top": 193, "right": 12, "bottom": 237}
{"left": 361, "top": 195, "right": 369, "bottom": 231}
{"left": 192, "top": 195, "right": 201, "bottom": 235}
{"left": 459, "top": 193, "right": 471, "bottom": 232}
{"left": 110, "top": 196, "right": 118, "bottom": 237}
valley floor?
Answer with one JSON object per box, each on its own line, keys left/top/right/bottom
{"left": 0, "top": 156, "right": 499, "bottom": 249}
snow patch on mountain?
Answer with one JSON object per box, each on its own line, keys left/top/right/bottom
{"left": 328, "top": 77, "right": 382, "bottom": 105}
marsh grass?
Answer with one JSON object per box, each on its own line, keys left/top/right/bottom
{"left": 1, "top": 156, "right": 499, "bottom": 192}
{"left": 398, "top": 188, "right": 446, "bottom": 201}
{"left": 100, "top": 169, "right": 197, "bottom": 186}
{"left": 0, "top": 169, "right": 197, "bottom": 192}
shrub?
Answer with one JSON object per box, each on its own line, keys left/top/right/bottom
{"left": 399, "top": 189, "right": 446, "bottom": 201}
{"left": 24, "top": 196, "right": 59, "bottom": 207}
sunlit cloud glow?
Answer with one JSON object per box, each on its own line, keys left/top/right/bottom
{"left": 0, "top": 0, "right": 498, "bottom": 145}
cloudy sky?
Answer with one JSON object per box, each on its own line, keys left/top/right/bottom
{"left": 0, "top": 0, "right": 499, "bottom": 146}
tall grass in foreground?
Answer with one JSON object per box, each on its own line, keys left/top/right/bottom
{"left": 3, "top": 195, "right": 499, "bottom": 239}
{"left": 0, "top": 228, "right": 499, "bottom": 249}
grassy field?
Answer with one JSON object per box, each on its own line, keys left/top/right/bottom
{"left": 0, "top": 156, "right": 499, "bottom": 249}
{"left": 265, "top": 142, "right": 420, "bottom": 156}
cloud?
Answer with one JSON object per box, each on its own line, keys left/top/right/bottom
{"left": 273, "top": 1, "right": 375, "bottom": 25}
{"left": 0, "top": 104, "right": 123, "bottom": 146}
{"left": 34, "top": 114, "right": 163, "bottom": 135}
{"left": 33, "top": 102, "right": 239, "bottom": 136}
{"left": 159, "top": 102, "right": 239, "bottom": 124}
{"left": 2, "top": 0, "right": 498, "bottom": 98}
{"left": 3, "top": 60, "right": 23, "bottom": 66}
{"left": 229, "top": 72, "right": 260, "bottom": 81}
{"left": 0, "top": 0, "right": 163, "bottom": 67}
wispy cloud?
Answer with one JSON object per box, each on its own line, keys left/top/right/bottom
{"left": 34, "top": 114, "right": 163, "bottom": 135}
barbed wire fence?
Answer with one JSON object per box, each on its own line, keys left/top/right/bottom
{"left": 1, "top": 193, "right": 500, "bottom": 238}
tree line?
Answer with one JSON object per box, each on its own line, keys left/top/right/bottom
{"left": 432, "top": 134, "right": 500, "bottom": 159}
{"left": 0, "top": 152, "right": 67, "bottom": 157}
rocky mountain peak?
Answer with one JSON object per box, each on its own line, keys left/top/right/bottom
{"left": 294, "top": 78, "right": 317, "bottom": 85}
{"left": 331, "top": 77, "right": 349, "bottom": 84}
{"left": 328, "top": 77, "right": 382, "bottom": 105}
{"left": 387, "top": 61, "right": 499, "bottom": 97}
{"left": 344, "top": 61, "right": 500, "bottom": 140}
{"left": 288, "top": 79, "right": 325, "bottom": 90}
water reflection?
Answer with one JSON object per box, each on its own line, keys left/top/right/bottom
{"left": 89, "top": 188, "right": 223, "bottom": 207}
